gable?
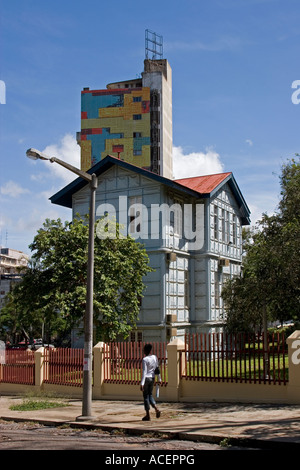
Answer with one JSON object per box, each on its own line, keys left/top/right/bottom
{"left": 175, "top": 172, "right": 250, "bottom": 225}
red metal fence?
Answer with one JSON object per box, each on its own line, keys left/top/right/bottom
{"left": 0, "top": 349, "right": 35, "bottom": 385}
{"left": 183, "top": 332, "right": 288, "bottom": 385}
{"left": 43, "top": 347, "right": 84, "bottom": 387}
{"left": 0, "top": 334, "right": 289, "bottom": 389}
{"left": 103, "top": 341, "right": 168, "bottom": 386}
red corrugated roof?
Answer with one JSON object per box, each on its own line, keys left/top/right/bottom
{"left": 174, "top": 172, "right": 232, "bottom": 194}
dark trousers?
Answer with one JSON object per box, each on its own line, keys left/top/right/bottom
{"left": 143, "top": 378, "right": 156, "bottom": 411}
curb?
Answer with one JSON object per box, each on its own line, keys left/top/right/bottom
{"left": 1, "top": 415, "right": 299, "bottom": 450}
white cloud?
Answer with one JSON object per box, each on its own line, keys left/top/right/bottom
{"left": 40, "top": 133, "right": 81, "bottom": 184}
{"left": 15, "top": 207, "right": 66, "bottom": 234}
{"left": 172, "top": 146, "right": 224, "bottom": 179}
{"left": 245, "top": 139, "right": 253, "bottom": 146}
{"left": 1, "top": 133, "right": 80, "bottom": 253}
{"left": 0, "top": 181, "right": 30, "bottom": 198}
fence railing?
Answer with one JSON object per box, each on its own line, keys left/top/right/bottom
{"left": 43, "top": 347, "right": 84, "bottom": 387}
{"left": 0, "top": 334, "right": 289, "bottom": 390}
{"left": 0, "top": 349, "right": 35, "bottom": 385}
{"left": 182, "top": 332, "right": 288, "bottom": 385}
{"left": 103, "top": 341, "right": 168, "bottom": 386}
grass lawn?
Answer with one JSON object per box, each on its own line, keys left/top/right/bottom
{"left": 9, "top": 399, "right": 70, "bottom": 411}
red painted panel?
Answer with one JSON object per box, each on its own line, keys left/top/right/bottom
{"left": 141, "top": 101, "right": 150, "bottom": 113}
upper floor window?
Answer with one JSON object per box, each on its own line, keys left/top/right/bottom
{"left": 170, "top": 199, "right": 182, "bottom": 237}
{"left": 232, "top": 215, "right": 237, "bottom": 246}
{"left": 129, "top": 196, "right": 142, "bottom": 234}
{"left": 213, "top": 205, "right": 219, "bottom": 240}
{"left": 133, "top": 114, "right": 142, "bottom": 120}
{"left": 221, "top": 209, "right": 230, "bottom": 244}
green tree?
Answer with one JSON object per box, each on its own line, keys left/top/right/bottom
{"left": 222, "top": 157, "right": 300, "bottom": 333}
{"left": 4, "top": 216, "right": 153, "bottom": 343}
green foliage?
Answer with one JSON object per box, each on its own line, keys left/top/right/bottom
{"left": 1, "top": 216, "right": 153, "bottom": 343}
{"left": 222, "top": 156, "right": 300, "bottom": 333}
{"left": 9, "top": 399, "right": 68, "bottom": 411}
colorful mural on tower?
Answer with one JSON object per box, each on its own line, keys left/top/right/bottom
{"left": 79, "top": 87, "right": 151, "bottom": 171}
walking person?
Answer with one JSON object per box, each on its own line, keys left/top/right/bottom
{"left": 140, "top": 343, "right": 161, "bottom": 421}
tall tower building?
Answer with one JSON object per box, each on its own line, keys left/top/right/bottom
{"left": 77, "top": 58, "right": 173, "bottom": 179}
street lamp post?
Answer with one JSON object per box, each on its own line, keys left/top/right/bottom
{"left": 26, "top": 148, "right": 97, "bottom": 420}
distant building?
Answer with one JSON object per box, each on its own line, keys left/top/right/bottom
{"left": 50, "top": 156, "right": 250, "bottom": 344}
{"left": 77, "top": 59, "right": 173, "bottom": 179}
{"left": 0, "top": 248, "right": 28, "bottom": 309}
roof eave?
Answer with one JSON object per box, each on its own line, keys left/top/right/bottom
{"left": 49, "top": 155, "right": 202, "bottom": 208}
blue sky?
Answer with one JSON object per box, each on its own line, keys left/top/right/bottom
{"left": 1, "top": 0, "right": 300, "bottom": 255}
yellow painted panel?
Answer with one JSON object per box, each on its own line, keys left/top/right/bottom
{"left": 80, "top": 140, "right": 92, "bottom": 171}
{"left": 81, "top": 118, "right": 102, "bottom": 129}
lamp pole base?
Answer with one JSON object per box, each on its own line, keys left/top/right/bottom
{"left": 76, "top": 415, "right": 97, "bottom": 422}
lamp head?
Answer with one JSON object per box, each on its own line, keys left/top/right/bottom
{"left": 26, "top": 148, "right": 49, "bottom": 161}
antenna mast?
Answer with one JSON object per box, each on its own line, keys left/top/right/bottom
{"left": 145, "top": 29, "right": 163, "bottom": 60}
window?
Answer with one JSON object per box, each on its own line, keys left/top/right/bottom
{"left": 221, "top": 209, "right": 230, "bottom": 243}
{"left": 184, "top": 270, "right": 190, "bottom": 308}
{"left": 133, "top": 150, "right": 142, "bottom": 156}
{"left": 133, "top": 96, "right": 142, "bottom": 102}
{"left": 133, "top": 114, "right": 142, "bottom": 120}
{"left": 170, "top": 199, "right": 182, "bottom": 236}
{"left": 225, "top": 211, "right": 229, "bottom": 244}
{"left": 130, "top": 331, "right": 143, "bottom": 342}
{"left": 221, "top": 209, "right": 225, "bottom": 242}
{"left": 133, "top": 132, "right": 142, "bottom": 138}
{"left": 213, "top": 205, "right": 219, "bottom": 240}
{"left": 129, "top": 196, "right": 142, "bottom": 234}
{"left": 214, "top": 271, "right": 221, "bottom": 308}
{"left": 232, "top": 215, "right": 237, "bottom": 245}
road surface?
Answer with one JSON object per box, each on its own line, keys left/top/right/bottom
{"left": 0, "top": 419, "right": 253, "bottom": 451}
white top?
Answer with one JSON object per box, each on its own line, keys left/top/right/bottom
{"left": 141, "top": 354, "right": 158, "bottom": 386}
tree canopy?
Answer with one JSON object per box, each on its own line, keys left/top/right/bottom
{"left": 222, "top": 156, "right": 300, "bottom": 333}
{"left": 1, "top": 216, "right": 153, "bottom": 343}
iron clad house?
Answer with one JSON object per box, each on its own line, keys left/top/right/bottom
{"left": 50, "top": 155, "right": 250, "bottom": 344}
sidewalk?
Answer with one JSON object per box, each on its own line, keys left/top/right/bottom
{"left": 1, "top": 395, "right": 300, "bottom": 449}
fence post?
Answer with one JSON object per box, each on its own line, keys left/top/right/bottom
{"left": 287, "top": 330, "right": 300, "bottom": 404}
{"left": 93, "top": 342, "right": 105, "bottom": 399}
{"left": 34, "top": 347, "right": 44, "bottom": 391}
{"left": 166, "top": 338, "right": 185, "bottom": 402}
